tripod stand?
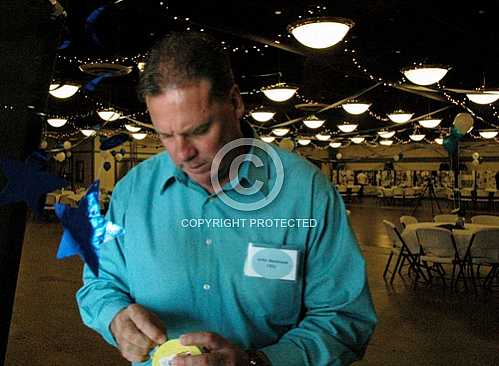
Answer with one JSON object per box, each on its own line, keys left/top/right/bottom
{"left": 412, "top": 178, "right": 442, "bottom": 216}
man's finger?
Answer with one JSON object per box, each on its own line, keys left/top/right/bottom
{"left": 180, "top": 332, "right": 226, "bottom": 351}
{"left": 172, "top": 351, "right": 225, "bottom": 366}
{"left": 120, "top": 318, "right": 156, "bottom": 349}
{"left": 128, "top": 305, "right": 167, "bottom": 344}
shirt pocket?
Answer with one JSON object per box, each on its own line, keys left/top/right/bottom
{"left": 236, "top": 242, "right": 304, "bottom": 325}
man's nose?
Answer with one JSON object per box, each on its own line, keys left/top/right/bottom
{"left": 175, "top": 136, "right": 196, "bottom": 162}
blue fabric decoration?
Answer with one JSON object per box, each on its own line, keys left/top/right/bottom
{"left": 54, "top": 180, "right": 124, "bottom": 276}
{"left": 100, "top": 133, "right": 129, "bottom": 150}
{"left": 443, "top": 127, "right": 463, "bottom": 155}
{"left": 0, "top": 155, "right": 68, "bottom": 216}
{"left": 84, "top": 72, "right": 114, "bottom": 92}
{"left": 85, "top": 5, "right": 108, "bottom": 47}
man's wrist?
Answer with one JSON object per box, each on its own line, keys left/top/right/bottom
{"left": 246, "top": 350, "right": 272, "bottom": 366}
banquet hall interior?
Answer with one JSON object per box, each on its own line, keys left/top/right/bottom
{"left": 1, "top": 1, "right": 499, "bottom": 365}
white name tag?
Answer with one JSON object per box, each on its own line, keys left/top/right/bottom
{"left": 244, "top": 242, "right": 298, "bottom": 281}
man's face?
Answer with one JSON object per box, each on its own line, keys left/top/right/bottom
{"left": 146, "top": 79, "right": 244, "bottom": 190}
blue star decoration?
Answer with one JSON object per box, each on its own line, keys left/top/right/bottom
{"left": 54, "top": 180, "right": 124, "bottom": 276}
{"left": 0, "top": 154, "right": 68, "bottom": 216}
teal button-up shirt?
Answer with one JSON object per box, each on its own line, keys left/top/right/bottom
{"left": 76, "top": 142, "right": 377, "bottom": 366}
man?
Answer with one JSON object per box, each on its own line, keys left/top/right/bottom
{"left": 76, "top": 32, "right": 377, "bottom": 366}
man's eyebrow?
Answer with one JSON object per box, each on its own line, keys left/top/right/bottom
{"left": 158, "top": 120, "right": 212, "bottom": 137}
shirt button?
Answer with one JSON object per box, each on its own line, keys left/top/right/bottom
{"left": 203, "top": 283, "right": 211, "bottom": 291}
{"left": 205, "top": 238, "right": 212, "bottom": 245}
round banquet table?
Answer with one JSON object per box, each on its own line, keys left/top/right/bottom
{"left": 402, "top": 222, "right": 499, "bottom": 257}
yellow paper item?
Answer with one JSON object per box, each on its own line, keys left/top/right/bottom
{"left": 152, "top": 339, "right": 202, "bottom": 366}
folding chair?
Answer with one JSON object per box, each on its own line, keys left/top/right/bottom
{"left": 382, "top": 220, "right": 424, "bottom": 285}
{"left": 400, "top": 215, "right": 418, "bottom": 229}
{"left": 460, "top": 228, "right": 499, "bottom": 293}
{"left": 415, "top": 227, "right": 465, "bottom": 291}
{"left": 471, "top": 215, "right": 499, "bottom": 226}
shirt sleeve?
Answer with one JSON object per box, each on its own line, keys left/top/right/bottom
{"left": 261, "top": 172, "right": 378, "bottom": 366}
{"left": 75, "top": 178, "right": 134, "bottom": 347}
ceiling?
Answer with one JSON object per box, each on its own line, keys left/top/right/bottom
{"left": 46, "top": 0, "right": 499, "bottom": 146}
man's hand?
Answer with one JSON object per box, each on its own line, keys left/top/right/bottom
{"left": 110, "top": 303, "right": 167, "bottom": 363}
{"left": 171, "top": 332, "right": 249, "bottom": 366}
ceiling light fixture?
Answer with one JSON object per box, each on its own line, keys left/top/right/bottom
{"left": 47, "top": 118, "right": 68, "bottom": 128}
{"left": 261, "top": 136, "right": 276, "bottom": 143}
{"left": 49, "top": 83, "right": 80, "bottom": 99}
{"left": 250, "top": 110, "right": 275, "bottom": 122}
{"left": 379, "top": 139, "right": 393, "bottom": 146}
{"left": 402, "top": 65, "right": 449, "bottom": 86}
{"left": 378, "top": 130, "right": 396, "bottom": 139}
{"left": 297, "top": 138, "right": 312, "bottom": 146}
{"left": 341, "top": 101, "right": 371, "bottom": 115}
{"left": 409, "top": 132, "right": 426, "bottom": 142}
{"left": 81, "top": 129, "right": 96, "bottom": 137}
{"left": 466, "top": 90, "right": 499, "bottom": 105}
{"left": 387, "top": 110, "right": 413, "bottom": 123}
{"left": 329, "top": 141, "right": 342, "bottom": 148}
{"left": 125, "top": 124, "right": 141, "bottom": 133}
{"left": 287, "top": 17, "right": 354, "bottom": 49}
{"left": 478, "top": 129, "right": 499, "bottom": 139}
{"left": 97, "top": 110, "right": 122, "bottom": 121}
{"left": 337, "top": 122, "right": 358, "bottom": 133}
{"left": 272, "top": 128, "right": 290, "bottom": 136}
{"left": 315, "top": 133, "right": 331, "bottom": 141}
{"left": 303, "top": 115, "right": 326, "bottom": 129}
{"left": 261, "top": 83, "right": 298, "bottom": 102}
{"left": 418, "top": 118, "right": 442, "bottom": 128}
{"left": 132, "top": 133, "right": 148, "bottom": 140}
{"left": 350, "top": 136, "right": 365, "bottom": 144}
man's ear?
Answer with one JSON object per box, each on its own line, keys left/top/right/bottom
{"left": 229, "top": 84, "right": 245, "bottom": 119}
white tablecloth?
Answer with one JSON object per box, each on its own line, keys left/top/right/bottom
{"left": 402, "top": 222, "right": 499, "bottom": 256}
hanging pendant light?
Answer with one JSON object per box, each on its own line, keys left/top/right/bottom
{"left": 98, "top": 109, "right": 122, "bottom": 121}
{"left": 402, "top": 65, "right": 449, "bottom": 86}
{"left": 418, "top": 118, "right": 442, "bottom": 128}
{"left": 387, "top": 110, "right": 413, "bottom": 123}
{"left": 49, "top": 83, "right": 80, "bottom": 99}
{"left": 250, "top": 108, "right": 275, "bottom": 122}
{"left": 350, "top": 136, "right": 365, "bottom": 144}
{"left": 272, "top": 128, "right": 290, "bottom": 136}
{"left": 378, "top": 130, "right": 396, "bottom": 139}
{"left": 478, "top": 129, "right": 498, "bottom": 139}
{"left": 125, "top": 124, "right": 141, "bottom": 132}
{"left": 47, "top": 118, "right": 68, "bottom": 128}
{"left": 261, "top": 83, "right": 298, "bottom": 102}
{"left": 81, "top": 129, "right": 96, "bottom": 137}
{"left": 379, "top": 139, "right": 394, "bottom": 146}
{"left": 261, "top": 136, "right": 276, "bottom": 143}
{"left": 297, "top": 138, "right": 312, "bottom": 146}
{"left": 409, "top": 131, "right": 426, "bottom": 142}
{"left": 466, "top": 90, "right": 499, "bottom": 105}
{"left": 341, "top": 101, "right": 371, "bottom": 115}
{"left": 315, "top": 133, "right": 331, "bottom": 141}
{"left": 337, "top": 122, "right": 358, "bottom": 133}
{"left": 287, "top": 17, "right": 354, "bottom": 49}
{"left": 329, "top": 141, "right": 342, "bottom": 148}
{"left": 303, "top": 115, "right": 326, "bottom": 129}
{"left": 132, "top": 132, "right": 147, "bottom": 140}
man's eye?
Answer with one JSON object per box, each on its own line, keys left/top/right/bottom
{"left": 192, "top": 125, "right": 209, "bottom": 135}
